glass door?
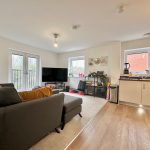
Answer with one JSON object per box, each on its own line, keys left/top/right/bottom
{"left": 10, "top": 51, "right": 40, "bottom": 90}
{"left": 27, "top": 56, "right": 39, "bottom": 89}
{"left": 11, "top": 54, "right": 24, "bottom": 90}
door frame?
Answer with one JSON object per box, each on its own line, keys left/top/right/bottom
{"left": 9, "top": 49, "right": 40, "bottom": 90}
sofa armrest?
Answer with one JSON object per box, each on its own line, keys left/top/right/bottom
{"left": 0, "top": 93, "right": 64, "bottom": 150}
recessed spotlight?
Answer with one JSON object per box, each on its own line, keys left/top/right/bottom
{"left": 72, "top": 24, "right": 81, "bottom": 30}
{"left": 139, "top": 104, "right": 143, "bottom": 108}
{"left": 116, "top": 3, "right": 129, "bottom": 14}
{"left": 117, "top": 4, "right": 125, "bottom": 14}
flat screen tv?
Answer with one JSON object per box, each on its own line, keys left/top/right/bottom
{"left": 42, "top": 67, "right": 68, "bottom": 82}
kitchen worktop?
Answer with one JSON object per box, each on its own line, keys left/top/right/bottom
{"left": 119, "top": 76, "right": 150, "bottom": 82}
{"left": 119, "top": 78, "right": 150, "bottom": 82}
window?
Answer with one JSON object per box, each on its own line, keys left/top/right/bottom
{"left": 125, "top": 48, "right": 150, "bottom": 74}
{"left": 10, "top": 50, "right": 40, "bottom": 90}
{"left": 68, "top": 56, "right": 85, "bottom": 77}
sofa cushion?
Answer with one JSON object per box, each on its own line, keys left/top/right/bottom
{"left": 63, "top": 95, "right": 82, "bottom": 113}
{"left": 0, "top": 87, "right": 22, "bottom": 107}
{"left": 18, "top": 87, "right": 52, "bottom": 102}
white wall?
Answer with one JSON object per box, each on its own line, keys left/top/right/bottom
{"left": 121, "top": 37, "right": 150, "bottom": 73}
{"left": 58, "top": 42, "right": 121, "bottom": 87}
{"left": 122, "top": 37, "right": 150, "bottom": 50}
{"left": 0, "top": 37, "right": 58, "bottom": 83}
{"left": 2, "top": 35, "right": 150, "bottom": 88}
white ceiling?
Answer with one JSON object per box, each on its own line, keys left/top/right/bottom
{"left": 0, "top": 0, "right": 150, "bottom": 53}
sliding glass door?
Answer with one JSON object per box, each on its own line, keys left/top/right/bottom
{"left": 10, "top": 51, "right": 40, "bottom": 90}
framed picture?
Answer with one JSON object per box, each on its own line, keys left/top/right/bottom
{"left": 88, "top": 56, "right": 108, "bottom": 66}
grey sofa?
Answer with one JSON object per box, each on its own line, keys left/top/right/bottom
{"left": 0, "top": 91, "right": 64, "bottom": 150}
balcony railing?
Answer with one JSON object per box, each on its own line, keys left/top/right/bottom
{"left": 28, "top": 70, "right": 37, "bottom": 89}
{"left": 12, "top": 69, "right": 37, "bottom": 90}
{"left": 12, "top": 69, "right": 22, "bottom": 90}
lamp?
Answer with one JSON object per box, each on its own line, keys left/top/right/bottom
{"left": 53, "top": 33, "right": 59, "bottom": 48}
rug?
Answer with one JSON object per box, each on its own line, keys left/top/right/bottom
{"left": 30, "top": 93, "right": 107, "bottom": 150}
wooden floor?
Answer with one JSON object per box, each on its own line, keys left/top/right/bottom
{"left": 66, "top": 103, "right": 150, "bottom": 150}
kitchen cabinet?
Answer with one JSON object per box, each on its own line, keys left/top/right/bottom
{"left": 119, "top": 80, "right": 150, "bottom": 106}
{"left": 141, "top": 82, "right": 150, "bottom": 106}
{"left": 119, "top": 80, "right": 142, "bottom": 104}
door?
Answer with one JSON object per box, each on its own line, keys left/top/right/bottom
{"left": 26, "top": 55, "right": 39, "bottom": 89}
{"left": 141, "top": 82, "right": 150, "bottom": 106}
{"left": 10, "top": 51, "right": 40, "bottom": 90}
{"left": 11, "top": 53, "right": 24, "bottom": 90}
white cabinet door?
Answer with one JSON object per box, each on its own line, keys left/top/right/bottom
{"left": 119, "top": 80, "right": 142, "bottom": 104}
{"left": 142, "top": 82, "right": 150, "bottom": 106}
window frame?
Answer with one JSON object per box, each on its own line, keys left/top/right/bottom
{"left": 68, "top": 56, "right": 85, "bottom": 77}
{"left": 124, "top": 48, "right": 150, "bottom": 74}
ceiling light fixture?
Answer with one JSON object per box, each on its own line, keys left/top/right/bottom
{"left": 53, "top": 33, "right": 59, "bottom": 48}
{"left": 72, "top": 24, "right": 81, "bottom": 30}
{"left": 117, "top": 4, "right": 125, "bottom": 14}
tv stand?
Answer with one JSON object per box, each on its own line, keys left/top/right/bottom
{"left": 45, "top": 82, "right": 66, "bottom": 91}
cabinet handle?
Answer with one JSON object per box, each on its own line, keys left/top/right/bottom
{"left": 143, "top": 83, "right": 146, "bottom": 90}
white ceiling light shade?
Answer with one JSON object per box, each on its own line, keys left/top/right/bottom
{"left": 53, "top": 33, "right": 60, "bottom": 48}
{"left": 53, "top": 41, "right": 58, "bottom": 48}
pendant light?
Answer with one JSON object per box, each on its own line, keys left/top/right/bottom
{"left": 53, "top": 33, "right": 59, "bottom": 48}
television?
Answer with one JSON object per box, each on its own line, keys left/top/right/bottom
{"left": 42, "top": 67, "right": 68, "bottom": 82}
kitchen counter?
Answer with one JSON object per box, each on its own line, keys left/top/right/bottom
{"left": 119, "top": 78, "right": 150, "bottom": 82}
